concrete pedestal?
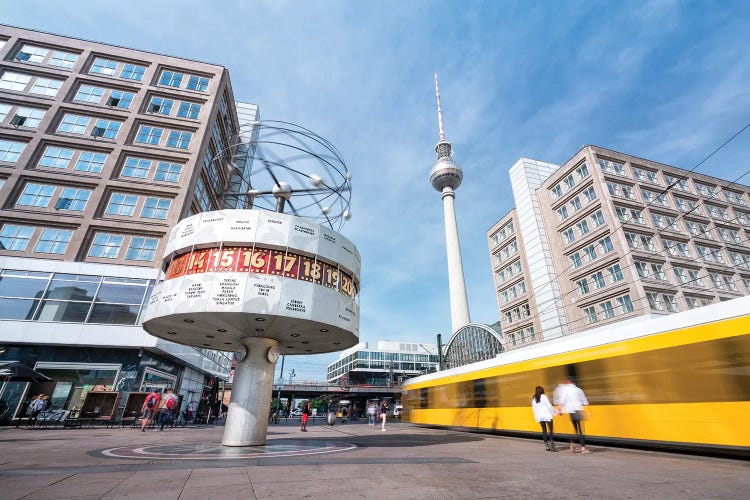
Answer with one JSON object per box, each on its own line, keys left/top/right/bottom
{"left": 222, "top": 337, "right": 278, "bottom": 446}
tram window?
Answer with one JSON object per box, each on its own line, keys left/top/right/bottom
{"left": 456, "top": 381, "right": 472, "bottom": 408}
{"left": 571, "top": 360, "right": 610, "bottom": 404}
{"left": 473, "top": 379, "right": 487, "bottom": 408}
{"left": 419, "top": 388, "right": 428, "bottom": 409}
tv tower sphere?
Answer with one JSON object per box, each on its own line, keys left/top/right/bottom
{"left": 430, "top": 154, "right": 463, "bottom": 191}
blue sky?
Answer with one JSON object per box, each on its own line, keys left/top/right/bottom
{"left": 3, "top": 0, "right": 750, "bottom": 380}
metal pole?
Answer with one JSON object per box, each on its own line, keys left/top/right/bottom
{"left": 275, "top": 197, "right": 286, "bottom": 213}
{"left": 275, "top": 355, "right": 285, "bottom": 419}
{"left": 437, "top": 334, "right": 443, "bottom": 371}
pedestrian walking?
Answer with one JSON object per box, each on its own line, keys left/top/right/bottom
{"left": 300, "top": 400, "right": 311, "bottom": 432}
{"left": 380, "top": 401, "right": 388, "bottom": 431}
{"left": 157, "top": 389, "right": 178, "bottom": 431}
{"left": 16, "top": 394, "right": 46, "bottom": 428}
{"left": 553, "top": 377, "right": 591, "bottom": 454}
{"left": 532, "top": 386, "right": 558, "bottom": 451}
{"left": 140, "top": 390, "right": 160, "bottom": 432}
{"left": 367, "top": 404, "right": 376, "bottom": 426}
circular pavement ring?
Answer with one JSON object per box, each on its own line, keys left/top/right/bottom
{"left": 99, "top": 440, "right": 357, "bottom": 460}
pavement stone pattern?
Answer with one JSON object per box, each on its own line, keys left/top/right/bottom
{"left": 0, "top": 418, "right": 748, "bottom": 499}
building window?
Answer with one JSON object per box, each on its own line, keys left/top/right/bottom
{"left": 695, "top": 183, "right": 718, "bottom": 198}
{"left": 598, "top": 236, "right": 614, "bottom": 254}
{"left": 0, "top": 224, "right": 34, "bottom": 251}
{"left": 575, "top": 163, "right": 589, "bottom": 180}
{"left": 18, "top": 183, "right": 55, "bottom": 207}
{"left": 187, "top": 75, "right": 209, "bottom": 92}
{"left": 177, "top": 102, "right": 201, "bottom": 119}
{"left": 724, "top": 190, "right": 746, "bottom": 206}
{"left": 90, "top": 58, "right": 118, "bottom": 76}
{"left": 576, "top": 219, "right": 589, "bottom": 236}
{"left": 126, "top": 237, "right": 159, "bottom": 261}
{"left": 646, "top": 292, "right": 663, "bottom": 311}
{"left": 569, "top": 251, "right": 582, "bottom": 269}
{"left": 582, "top": 186, "right": 597, "bottom": 203}
{"left": 107, "top": 90, "right": 134, "bottom": 109}
{"left": 550, "top": 184, "right": 562, "bottom": 199}
{"left": 29, "top": 77, "right": 63, "bottom": 97}
{"left": 599, "top": 158, "right": 626, "bottom": 176}
{"left": 1, "top": 103, "right": 13, "bottom": 122}
{"left": 141, "top": 197, "right": 171, "bottom": 219}
{"left": 599, "top": 300, "right": 616, "bottom": 319}
{"left": 590, "top": 210, "right": 605, "bottom": 228}
{"left": 88, "top": 233, "right": 124, "bottom": 259}
{"left": 576, "top": 278, "right": 589, "bottom": 295}
{"left": 148, "top": 96, "right": 174, "bottom": 115}
{"left": 583, "top": 244, "right": 597, "bottom": 263}
{"left": 556, "top": 205, "right": 569, "bottom": 221}
{"left": 685, "top": 296, "right": 711, "bottom": 309}
{"left": 16, "top": 44, "right": 48, "bottom": 63}
{"left": 607, "top": 264, "right": 624, "bottom": 283}
{"left": 39, "top": 146, "right": 73, "bottom": 169}
{"left": 0, "top": 71, "right": 32, "bottom": 91}
{"left": 75, "top": 151, "right": 107, "bottom": 173}
{"left": 11, "top": 107, "right": 45, "bottom": 128}
{"left": 563, "top": 174, "right": 575, "bottom": 190}
{"left": 0, "top": 140, "right": 26, "bottom": 162}
{"left": 122, "top": 157, "right": 152, "bottom": 179}
{"left": 569, "top": 196, "right": 582, "bottom": 212}
{"left": 583, "top": 306, "right": 597, "bottom": 324}
{"left": 34, "top": 228, "right": 72, "bottom": 254}
{"left": 665, "top": 175, "right": 690, "bottom": 192}
{"left": 194, "top": 178, "right": 210, "bottom": 212}
{"left": 56, "top": 188, "right": 90, "bottom": 211}
{"left": 48, "top": 50, "right": 78, "bottom": 69}
{"left": 92, "top": 119, "right": 121, "bottom": 139}
{"left": 166, "top": 130, "right": 192, "bottom": 149}
{"left": 73, "top": 85, "right": 104, "bottom": 104}
{"left": 159, "top": 70, "right": 183, "bottom": 87}
{"left": 106, "top": 193, "right": 138, "bottom": 216}
{"left": 120, "top": 63, "right": 146, "bottom": 81}
{"left": 562, "top": 227, "right": 575, "bottom": 244}
{"left": 617, "top": 295, "right": 634, "bottom": 314}
{"left": 135, "top": 125, "right": 163, "bottom": 145}
{"left": 687, "top": 268, "right": 704, "bottom": 286}
{"left": 58, "top": 114, "right": 91, "bottom": 135}
{"left": 154, "top": 161, "right": 182, "bottom": 182}
{"left": 590, "top": 271, "right": 605, "bottom": 289}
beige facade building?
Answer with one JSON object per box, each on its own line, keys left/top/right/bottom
{"left": 0, "top": 24, "right": 252, "bottom": 265}
{"left": 489, "top": 145, "right": 750, "bottom": 349}
{"left": 0, "top": 25, "right": 259, "bottom": 423}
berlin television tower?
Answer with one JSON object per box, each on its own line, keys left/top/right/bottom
{"left": 429, "top": 73, "right": 471, "bottom": 332}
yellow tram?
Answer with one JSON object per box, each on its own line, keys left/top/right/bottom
{"left": 402, "top": 298, "right": 750, "bottom": 456}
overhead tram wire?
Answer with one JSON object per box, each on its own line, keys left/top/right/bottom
{"left": 524, "top": 166, "right": 750, "bottom": 324}
{"left": 494, "top": 118, "right": 750, "bottom": 323}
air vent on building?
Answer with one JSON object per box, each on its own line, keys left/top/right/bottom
{"left": 91, "top": 126, "right": 105, "bottom": 137}
{"left": 106, "top": 96, "right": 120, "bottom": 107}
{"left": 148, "top": 103, "right": 160, "bottom": 113}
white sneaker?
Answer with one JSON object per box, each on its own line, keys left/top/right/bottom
{"left": 381, "top": 428, "right": 386, "bottom": 431}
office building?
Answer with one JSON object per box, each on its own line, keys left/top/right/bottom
{"left": 0, "top": 25, "right": 258, "bottom": 421}
{"left": 489, "top": 145, "right": 750, "bottom": 348}
{"left": 327, "top": 341, "right": 439, "bottom": 387}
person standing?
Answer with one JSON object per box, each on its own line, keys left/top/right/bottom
{"left": 300, "top": 400, "right": 311, "bottom": 432}
{"left": 140, "top": 390, "right": 160, "bottom": 432}
{"left": 532, "top": 386, "right": 558, "bottom": 451}
{"left": 157, "top": 389, "right": 178, "bottom": 431}
{"left": 554, "top": 377, "right": 591, "bottom": 454}
{"left": 380, "top": 401, "right": 388, "bottom": 432}
{"left": 16, "top": 394, "right": 46, "bottom": 428}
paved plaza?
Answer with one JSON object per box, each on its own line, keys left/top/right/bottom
{"left": 0, "top": 419, "right": 748, "bottom": 499}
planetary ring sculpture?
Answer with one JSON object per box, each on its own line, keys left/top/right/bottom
{"left": 219, "top": 120, "right": 352, "bottom": 231}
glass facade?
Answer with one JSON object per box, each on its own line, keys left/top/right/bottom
{"left": 0, "top": 269, "right": 154, "bottom": 325}
{"left": 443, "top": 323, "right": 504, "bottom": 369}
{"left": 327, "top": 347, "right": 439, "bottom": 385}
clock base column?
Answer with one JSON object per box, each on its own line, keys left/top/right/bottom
{"left": 222, "top": 337, "right": 279, "bottom": 446}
